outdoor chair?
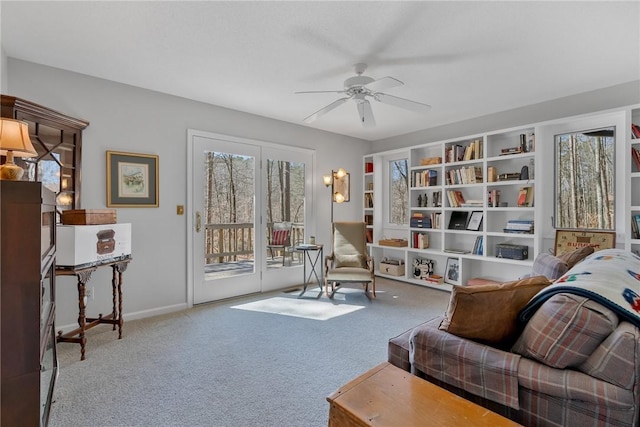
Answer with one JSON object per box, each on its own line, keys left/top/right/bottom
{"left": 267, "top": 222, "right": 292, "bottom": 266}
{"left": 324, "top": 221, "right": 375, "bottom": 298}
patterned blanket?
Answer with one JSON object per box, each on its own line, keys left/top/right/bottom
{"left": 520, "top": 249, "right": 640, "bottom": 328}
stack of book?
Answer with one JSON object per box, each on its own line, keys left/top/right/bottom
{"left": 504, "top": 219, "right": 534, "bottom": 234}
{"left": 410, "top": 212, "right": 432, "bottom": 229}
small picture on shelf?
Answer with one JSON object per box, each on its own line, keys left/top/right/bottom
{"left": 445, "top": 257, "right": 460, "bottom": 285}
{"left": 466, "top": 211, "right": 483, "bottom": 231}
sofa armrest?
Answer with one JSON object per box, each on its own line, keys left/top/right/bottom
{"left": 410, "top": 321, "right": 521, "bottom": 410}
{"left": 518, "top": 357, "right": 634, "bottom": 408}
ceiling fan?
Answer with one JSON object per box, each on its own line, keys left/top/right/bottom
{"left": 296, "top": 63, "right": 431, "bottom": 127}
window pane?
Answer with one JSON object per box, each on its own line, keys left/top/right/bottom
{"left": 389, "top": 159, "right": 409, "bottom": 224}
{"left": 555, "top": 127, "right": 615, "bottom": 230}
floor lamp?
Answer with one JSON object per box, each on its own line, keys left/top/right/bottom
{"left": 323, "top": 167, "right": 347, "bottom": 223}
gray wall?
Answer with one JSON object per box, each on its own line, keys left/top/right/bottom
{"left": 373, "top": 80, "right": 640, "bottom": 152}
{"left": 6, "top": 58, "right": 370, "bottom": 328}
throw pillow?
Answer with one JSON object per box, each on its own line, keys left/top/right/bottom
{"left": 532, "top": 253, "right": 569, "bottom": 280}
{"left": 438, "top": 275, "right": 551, "bottom": 344}
{"left": 511, "top": 293, "right": 619, "bottom": 369}
{"left": 334, "top": 254, "right": 367, "bottom": 268}
{"left": 557, "top": 246, "right": 594, "bottom": 269}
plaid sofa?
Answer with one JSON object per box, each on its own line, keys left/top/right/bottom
{"left": 388, "top": 295, "right": 640, "bottom": 426}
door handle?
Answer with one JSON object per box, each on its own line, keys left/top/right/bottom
{"left": 195, "top": 211, "right": 202, "bottom": 233}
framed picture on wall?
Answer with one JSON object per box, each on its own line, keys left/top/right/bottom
{"left": 107, "top": 151, "right": 159, "bottom": 207}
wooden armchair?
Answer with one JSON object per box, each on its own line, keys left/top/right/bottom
{"left": 324, "top": 221, "right": 375, "bottom": 298}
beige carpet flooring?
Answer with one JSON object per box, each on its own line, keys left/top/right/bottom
{"left": 49, "top": 277, "right": 450, "bottom": 427}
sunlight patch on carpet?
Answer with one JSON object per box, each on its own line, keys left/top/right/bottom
{"left": 231, "top": 297, "right": 364, "bottom": 320}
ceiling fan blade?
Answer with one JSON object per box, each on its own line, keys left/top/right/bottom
{"left": 303, "top": 97, "right": 349, "bottom": 123}
{"left": 295, "top": 90, "right": 346, "bottom": 95}
{"left": 357, "top": 100, "right": 376, "bottom": 128}
{"left": 375, "top": 93, "right": 432, "bottom": 113}
{"left": 365, "top": 76, "right": 403, "bottom": 93}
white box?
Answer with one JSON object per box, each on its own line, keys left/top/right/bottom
{"left": 57, "top": 223, "right": 132, "bottom": 267}
{"left": 380, "top": 262, "right": 405, "bottom": 276}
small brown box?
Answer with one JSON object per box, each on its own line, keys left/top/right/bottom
{"left": 378, "top": 239, "right": 408, "bottom": 247}
{"left": 61, "top": 209, "right": 117, "bottom": 225}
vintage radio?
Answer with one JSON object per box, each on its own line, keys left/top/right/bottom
{"left": 495, "top": 243, "right": 528, "bottom": 260}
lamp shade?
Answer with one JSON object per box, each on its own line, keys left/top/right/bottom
{"left": 0, "top": 118, "right": 36, "bottom": 157}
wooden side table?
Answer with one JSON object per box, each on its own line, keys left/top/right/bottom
{"left": 56, "top": 256, "right": 131, "bottom": 360}
{"left": 327, "top": 362, "right": 521, "bottom": 427}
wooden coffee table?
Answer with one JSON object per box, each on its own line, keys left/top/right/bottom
{"left": 327, "top": 362, "right": 521, "bottom": 427}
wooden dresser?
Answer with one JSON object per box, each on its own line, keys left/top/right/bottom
{"left": 0, "top": 181, "right": 58, "bottom": 426}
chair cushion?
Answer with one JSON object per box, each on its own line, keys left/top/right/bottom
{"left": 271, "top": 229, "right": 289, "bottom": 246}
{"left": 326, "top": 267, "right": 372, "bottom": 282}
{"left": 334, "top": 253, "right": 366, "bottom": 268}
{"left": 511, "top": 293, "right": 619, "bottom": 368}
{"left": 557, "top": 246, "right": 594, "bottom": 268}
{"left": 438, "top": 275, "right": 551, "bottom": 344}
{"left": 532, "top": 253, "right": 568, "bottom": 280}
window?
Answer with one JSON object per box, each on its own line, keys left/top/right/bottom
{"left": 389, "top": 159, "right": 409, "bottom": 224}
{"left": 555, "top": 127, "right": 615, "bottom": 230}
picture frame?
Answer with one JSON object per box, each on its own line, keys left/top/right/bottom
{"left": 333, "top": 172, "right": 350, "bottom": 202}
{"left": 107, "top": 151, "right": 159, "bottom": 207}
{"left": 553, "top": 229, "right": 616, "bottom": 256}
{"left": 466, "top": 211, "right": 483, "bottom": 231}
{"left": 445, "top": 257, "right": 460, "bottom": 285}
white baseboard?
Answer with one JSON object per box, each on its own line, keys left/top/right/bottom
{"left": 56, "top": 303, "right": 188, "bottom": 335}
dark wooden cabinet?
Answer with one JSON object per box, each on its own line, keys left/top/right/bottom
{"left": 1, "top": 181, "right": 57, "bottom": 426}
{"left": 1, "top": 95, "right": 89, "bottom": 211}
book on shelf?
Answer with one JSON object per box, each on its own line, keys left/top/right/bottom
{"left": 499, "top": 172, "right": 522, "bottom": 181}
{"left": 488, "top": 189, "right": 500, "bottom": 207}
{"left": 517, "top": 187, "right": 534, "bottom": 207}
{"left": 422, "top": 275, "right": 444, "bottom": 285}
{"left": 504, "top": 219, "right": 534, "bottom": 233}
{"left": 472, "top": 236, "right": 484, "bottom": 255}
{"left": 461, "top": 199, "right": 483, "bottom": 207}
{"left": 632, "top": 147, "right": 640, "bottom": 171}
{"left": 500, "top": 146, "right": 523, "bottom": 155}
{"left": 412, "top": 232, "right": 429, "bottom": 249}
{"left": 365, "top": 162, "right": 374, "bottom": 173}
{"left": 413, "top": 169, "right": 437, "bottom": 187}
{"left": 446, "top": 190, "right": 465, "bottom": 207}
{"left": 632, "top": 123, "right": 640, "bottom": 139}
{"left": 487, "top": 166, "right": 498, "bottom": 182}
{"left": 365, "top": 228, "right": 373, "bottom": 243}
{"left": 633, "top": 214, "right": 640, "bottom": 239}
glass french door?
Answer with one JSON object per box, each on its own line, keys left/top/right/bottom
{"left": 188, "top": 130, "right": 314, "bottom": 304}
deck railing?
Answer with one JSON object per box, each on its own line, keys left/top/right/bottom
{"left": 205, "top": 222, "right": 304, "bottom": 264}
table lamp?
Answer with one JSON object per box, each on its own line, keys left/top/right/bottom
{"left": 0, "top": 118, "right": 37, "bottom": 180}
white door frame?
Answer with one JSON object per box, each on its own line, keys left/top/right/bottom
{"left": 187, "top": 129, "right": 316, "bottom": 307}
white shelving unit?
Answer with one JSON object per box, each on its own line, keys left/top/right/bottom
{"left": 628, "top": 107, "right": 640, "bottom": 254}
{"left": 366, "top": 104, "right": 640, "bottom": 291}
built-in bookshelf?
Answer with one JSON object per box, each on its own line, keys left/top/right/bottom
{"left": 367, "top": 126, "right": 539, "bottom": 291}
{"left": 364, "top": 156, "right": 374, "bottom": 244}
{"left": 628, "top": 107, "right": 640, "bottom": 255}
{"left": 367, "top": 105, "right": 640, "bottom": 291}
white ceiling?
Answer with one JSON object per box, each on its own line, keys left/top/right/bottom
{"left": 1, "top": 1, "right": 638, "bottom": 141}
